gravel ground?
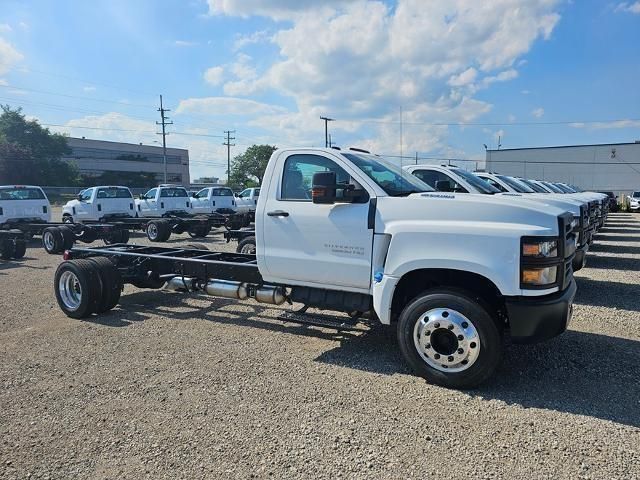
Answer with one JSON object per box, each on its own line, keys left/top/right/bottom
{"left": 0, "top": 210, "right": 639, "bottom": 479}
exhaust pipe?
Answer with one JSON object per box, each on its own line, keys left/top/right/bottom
{"left": 164, "top": 277, "right": 286, "bottom": 305}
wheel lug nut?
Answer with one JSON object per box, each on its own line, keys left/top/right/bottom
{"left": 425, "top": 343, "right": 431, "bottom": 349}
{"left": 470, "top": 342, "right": 477, "bottom": 349}
{"left": 434, "top": 323, "right": 440, "bottom": 328}
{"left": 457, "top": 335, "right": 463, "bottom": 341}
{"left": 425, "top": 330, "right": 431, "bottom": 336}
{"left": 457, "top": 348, "right": 464, "bottom": 354}
{"left": 442, "top": 311, "right": 449, "bottom": 318}
{"left": 461, "top": 322, "right": 469, "bottom": 329}
{"left": 434, "top": 353, "right": 440, "bottom": 359}
{"left": 461, "top": 360, "right": 468, "bottom": 365}
{"left": 447, "top": 325, "right": 454, "bottom": 330}
{"left": 448, "top": 356, "right": 454, "bottom": 362}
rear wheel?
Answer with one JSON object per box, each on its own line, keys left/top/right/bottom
{"left": 42, "top": 227, "right": 64, "bottom": 254}
{"left": 236, "top": 236, "right": 256, "bottom": 255}
{"left": 397, "top": 288, "right": 502, "bottom": 389}
{"left": 62, "top": 215, "right": 74, "bottom": 224}
{"left": 12, "top": 239, "right": 27, "bottom": 259}
{"left": 58, "top": 226, "right": 76, "bottom": 250}
{"left": 187, "top": 224, "right": 211, "bottom": 238}
{"left": 54, "top": 259, "right": 103, "bottom": 318}
{"left": 86, "top": 257, "right": 122, "bottom": 313}
{"left": 1, "top": 240, "right": 15, "bottom": 259}
{"left": 146, "top": 220, "right": 171, "bottom": 242}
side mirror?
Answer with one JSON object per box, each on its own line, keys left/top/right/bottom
{"left": 435, "top": 180, "right": 453, "bottom": 192}
{"left": 76, "top": 194, "right": 83, "bottom": 201}
{"left": 191, "top": 192, "right": 197, "bottom": 198}
{"left": 139, "top": 194, "right": 146, "bottom": 200}
{"left": 312, "top": 171, "right": 337, "bottom": 204}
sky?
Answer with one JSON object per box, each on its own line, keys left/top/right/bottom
{"left": 0, "top": 0, "right": 639, "bottom": 180}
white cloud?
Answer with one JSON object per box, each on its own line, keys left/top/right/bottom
{"left": 0, "top": 37, "right": 23, "bottom": 75}
{"left": 18, "top": 22, "right": 29, "bottom": 31}
{"left": 206, "top": 0, "right": 561, "bottom": 154}
{"left": 615, "top": 2, "right": 640, "bottom": 14}
{"left": 508, "top": 114, "right": 516, "bottom": 122}
{"left": 0, "top": 79, "right": 8, "bottom": 86}
{"left": 532, "top": 107, "right": 545, "bottom": 118}
{"left": 0, "top": 24, "right": 12, "bottom": 34}
{"left": 521, "top": 89, "right": 530, "bottom": 95}
{"left": 569, "top": 119, "right": 640, "bottom": 130}
{"left": 82, "top": 86, "right": 96, "bottom": 92}
{"left": 174, "top": 40, "right": 198, "bottom": 47}
{"left": 233, "top": 30, "right": 272, "bottom": 50}
{"left": 175, "top": 97, "right": 287, "bottom": 116}
{"left": 204, "top": 66, "right": 224, "bottom": 86}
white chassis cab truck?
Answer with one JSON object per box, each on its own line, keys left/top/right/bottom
{"left": 404, "top": 165, "right": 590, "bottom": 271}
{"left": 62, "top": 186, "right": 136, "bottom": 223}
{"left": 135, "top": 185, "right": 193, "bottom": 217}
{"left": 191, "top": 186, "right": 237, "bottom": 215}
{"left": 54, "top": 148, "right": 577, "bottom": 389}
{"left": 234, "top": 187, "right": 260, "bottom": 220}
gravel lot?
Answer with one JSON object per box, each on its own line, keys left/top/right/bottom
{"left": 1, "top": 210, "right": 639, "bottom": 479}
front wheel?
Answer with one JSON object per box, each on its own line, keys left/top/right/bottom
{"left": 236, "top": 236, "right": 256, "bottom": 255}
{"left": 397, "top": 289, "right": 502, "bottom": 389}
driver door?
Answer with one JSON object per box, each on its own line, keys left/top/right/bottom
{"left": 139, "top": 188, "right": 157, "bottom": 217}
{"left": 261, "top": 153, "right": 373, "bottom": 290}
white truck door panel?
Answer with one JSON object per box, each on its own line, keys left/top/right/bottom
{"left": 261, "top": 153, "right": 373, "bottom": 289}
{"left": 191, "top": 188, "right": 209, "bottom": 214}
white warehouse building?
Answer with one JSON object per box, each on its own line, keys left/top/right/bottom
{"left": 485, "top": 141, "right": 640, "bottom": 195}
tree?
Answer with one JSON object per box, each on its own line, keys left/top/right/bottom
{"left": 228, "top": 144, "right": 277, "bottom": 188}
{"left": 0, "top": 105, "right": 78, "bottom": 185}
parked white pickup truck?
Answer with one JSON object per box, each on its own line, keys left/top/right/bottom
{"left": 0, "top": 185, "right": 51, "bottom": 226}
{"left": 234, "top": 187, "right": 260, "bottom": 217}
{"left": 404, "top": 165, "right": 590, "bottom": 270}
{"left": 628, "top": 191, "right": 640, "bottom": 212}
{"left": 135, "top": 185, "right": 193, "bottom": 217}
{"left": 55, "top": 148, "right": 577, "bottom": 388}
{"left": 191, "top": 186, "right": 237, "bottom": 215}
{"left": 62, "top": 186, "right": 135, "bottom": 223}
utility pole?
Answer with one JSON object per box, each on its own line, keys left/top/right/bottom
{"left": 320, "top": 116, "right": 334, "bottom": 148}
{"left": 328, "top": 134, "right": 332, "bottom": 148}
{"left": 223, "top": 130, "right": 235, "bottom": 185}
{"left": 156, "top": 95, "right": 173, "bottom": 184}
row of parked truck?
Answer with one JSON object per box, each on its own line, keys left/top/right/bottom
{"left": 0, "top": 183, "right": 258, "bottom": 256}
{"left": 41, "top": 147, "right": 614, "bottom": 389}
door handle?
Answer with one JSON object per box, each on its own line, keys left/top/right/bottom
{"left": 267, "top": 210, "right": 289, "bottom": 217}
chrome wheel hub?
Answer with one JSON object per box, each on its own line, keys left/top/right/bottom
{"left": 59, "top": 271, "right": 82, "bottom": 310}
{"left": 44, "top": 231, "right": 55, "bottom": 251}
{"left": 148, "top": 224, "right": 158, "bottom": 239}
{"left": 414, "top": 308, "right": 480, "bottom": 372}
{"left": 241, "top": 244, "right": 256, "bottom": 254}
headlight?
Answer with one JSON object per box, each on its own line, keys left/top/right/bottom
{"left": 522, "top": 266, "right": 558, "bottom": 286}
{"left": 522, "top": 239, "right": 558, "bottom": 258}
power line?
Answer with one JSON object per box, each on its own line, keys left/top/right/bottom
{"left": 156, "top": 95, "right": 173, "bottom": 184}
{"left": 336, "top": 117, "right": 640, "bottom": 127}
{"left": 223, "top": 130, "right": 236, "bottom": 184}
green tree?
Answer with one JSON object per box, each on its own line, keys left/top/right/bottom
{"left": 0, "top": 105, "right": 78, "bottom": 185}
{"left": 228, "top": 144, "right": 277, "bottom": 188}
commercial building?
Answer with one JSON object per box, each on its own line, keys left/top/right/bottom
{"left": 485, "top": 141, "right": 640, "bottom": 195}
{"left": 62, "top": 137, "right": 190, "bottom": 187}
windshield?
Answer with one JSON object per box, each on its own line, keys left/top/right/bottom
{"left": 160, "top": 187, "right": 188, "bottom": 198}
{"left": 633, "top": 192, "right": 640, "bottom": 198}
{"left": 518, "top": 178, "right": 548, "bottom": 193}
{"left": 554, "top": 183, "right": 574, "bottom": 194}
{"left": 343, "top": 153, "right": 433, "bottom": 196}
{"left": 541, "top": 181, "right": 564, "bottom": 193}
{"left": 453, "top": 168, "right": 500, "bottom": 194}
{"left": 497, "top": 175, "right": 535, "bottom": 193}
{"left": 0, "top": 187, "right": 46, "bottom": 200}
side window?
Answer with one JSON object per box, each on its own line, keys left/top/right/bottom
{"left": 411, "top": 170, "right": 440, "bottom": 188}
{"left": 195, "top": 188, "right": 208, "bottom": 199}
{"left": 238, "top": 189, "right": 250, "bottom": 198}
{"left": 412, "top": 170, "right": 467, "bottom": 193}
{"left": 80, "top": 189, "right": 93, "bottom": 201}
{"left": 281, "top": 154, "right": 351, "bottom": 201}
{"left": 483, "top": 177, "right": 507, "bottom": 192}
{"left": 254, "top": 188, "right": 260, "bottom": 197}
{"left": 145, "top": 188, "right": 157, "bottom": 199}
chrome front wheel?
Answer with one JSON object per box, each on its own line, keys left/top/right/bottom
{"left": 58, "top": 270, "right": 83, "bottom": 311}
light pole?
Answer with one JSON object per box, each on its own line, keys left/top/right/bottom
{"left": 320, "top": 116, "right": 334, "bottom": 148}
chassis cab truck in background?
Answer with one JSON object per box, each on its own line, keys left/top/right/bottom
{"left": 62, "top": 186, "right": 136, "bottom": 223}
{"left": 55, "top": 148, "right": 577, "bottom": 388}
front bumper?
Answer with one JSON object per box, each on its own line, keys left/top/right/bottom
{"left": 572, "top": 243, "right": 588, "bottom": 271}
{"left": 505, "top": 279, "right": 577, "bottom": 344}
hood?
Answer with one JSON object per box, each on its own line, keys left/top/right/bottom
{"left": 498, "top": 192, "right": 582, "bottom": 216}
{"left": 376, "top": 192, "right": 566, "bottom": 237}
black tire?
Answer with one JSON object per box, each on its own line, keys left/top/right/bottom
{"left": 77, "top": 227, "right": 99, "bottom": 243}
{"left": 131, "top": 274, "right": 166, "bottom": 289}
{"left": 42, "top": 227, "right": 64, "bottom": 254}
{"left": 119, "top": 228, "right": 130, "bottom": 243}
{"left": 236, "top": 236, "right": 256, "bottom": 255}
{"left": 86, "top": 257, "right": 122, "bottom": 313}
{"left": 397, "top": 288, "right": 502, "bottom": 389}
{"left": 185, "top": 243, "right": 208, "bottom": 250}
{"left": 1, "top": 240, "right": 15, "bottom": 260}
{"left": 58, "top": 226, "right": 76, "bottom": 250}
{"left": 147, "top": 220, "right": 170, "bottom": 242}
{"left": 62, "top": 215, "right": 74, "bottom": 224}
{"left": 12, "top": 239, "right": 27, "bottom": 259}
{"left": 54, "top": 259, "right": 103, "bottom": 318}
{"left": 187, "top": 224, "right": 211, "bottom": 238}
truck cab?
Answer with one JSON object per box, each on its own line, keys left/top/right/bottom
{"left": 135, "top": 185, "right": 193, "bottom": 217}
{"left": 62, "top": 186, "right": 135, "bottom": 223}
{"left": 0, "top": 185, "right": 51, "bottom": 226}
{"left": 191, "top": 186, "right": 236, "bottom": 215}
{"left": 235, "top": 187, "right": 260, "bottom": 215}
